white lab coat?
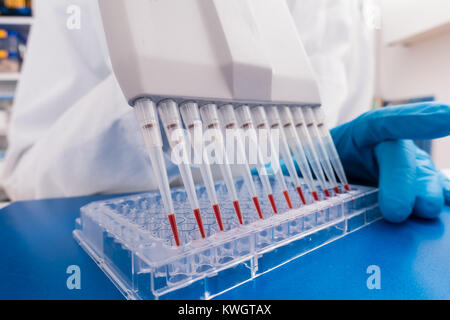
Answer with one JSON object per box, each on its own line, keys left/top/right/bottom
{"left": 2, "top": 0, "right": 374, "bottom": 201}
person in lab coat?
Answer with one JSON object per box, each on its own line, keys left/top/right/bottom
{"left": 3, "top": 0, "right": 449, "bottom": 223}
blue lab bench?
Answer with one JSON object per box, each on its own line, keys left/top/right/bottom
{"left": 0, "top": 194, "right": 449, "bottom": 300}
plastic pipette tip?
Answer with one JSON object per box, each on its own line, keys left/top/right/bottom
{"left": 212, "top": 204, "right": 224, "bottom": 231}
{"left": 296, "top": 186, "right": 307, "bottom": 205}
{"left": 344, "top": 184, "right": 351, "bottom": 192}
{"left": 268, "top": 194, "right": 278, "bottom": 214}
{"left": 324, "top": 189, "right": 331, "bottom": 198}
{"left": 333, "top": 186, "right": 341, "bottom": 194}
{"left": 193, "top": 208, "right": 206, "bottom": 238}
{"left": 232, "top": 200, "right": 244, "bottom": 225}
{"left": 283, "top": 190, "right": 293, "bottom": 209}
{"left": 252, "top": 196, "right": 264, "bottom": 219}
{"left": 167, "top": 214, "right": 181, "bottom": 247}
{"left": 312, "top": 191, "right": 320, "bottom": 202}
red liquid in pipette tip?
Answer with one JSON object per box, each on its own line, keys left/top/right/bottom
{"left": 324, "top": 189, "right": 331, "bottom": 198}
{"left": 283, "top": 190, "right": 293, "bottom": 209}
{"left": 212, "top": 204, "right": 224, "bottom": 231}
{"left": 333, "top": 186, "right": 340, "bottom": 194}
{"left": 296, "top": 186, "right": 307, "bottom": 205}
{"left": 168, "top": 213, "right": 180, "bottom": 246}
{"left": 312, "top": 191, "right": 320, "bottom": 202}
{"left": 268, "top": 194, "right": 278, "bottom": 214}
{"left": 252, "top": 197, "right": 263, "bottom": 219}
{"left": 193, "top": 208, "right": 206, "bottom": 238}
{"left": 344, "top": 184, "right": 351, "bottom": 192}
{"left": 233, "top": 200, "right": 244, "bottom": 225}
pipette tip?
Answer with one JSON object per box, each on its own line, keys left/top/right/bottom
{"left": 212, "top": 204, "right": 224, "bottom": 231}
{"left": 283, "top": 190, "right": 293, "bottom": 209}
{"left": 296, "top": 186, "right": 307, "bottom": 205}
{"left": 252, "top": 196, "right": 263, "bottom": 219}
{"left": 268, "top": 194, "right": 278, "bottom": 214}
{"left": 168, "top": 214, "right": 181, "bottom": 246}
{"left": 344, "top": 184, "right": 351, "bottom": 192}
{"left": 232, "top": 200, "right": 244, "bottom": 225}
{"left": 312, "top": 191, "right": 320, "bottom": 202}
{"left": 324, "top": 189, "right": 331, "bottom": 198}
{"left": 193, "top": 208, "right": 206, "bottom": 238}
{"left": 333, "top": 186, "right": 340, "bottom": 194}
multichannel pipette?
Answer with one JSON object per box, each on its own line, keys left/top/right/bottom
{"left": 199, "top": 103, "right": 244, "bottom": 225}
{"left": 133, "top": 98, "right": 181, "bottom": 246}
{"left": 97, "top": 0, "right": 356, "bottom": 252}
{"left": 263, "top": 106, "right": 308, "bottom": 205}
{"left": 218, "top": 104, "right": 265, "bottom": 219}
{"left": 179, "top": 101, "right": 224, "bottom": 231}
{"left": 302, "top": 107, "right": 340, "bottom": 195}
{"left": 250, "top": 106, "right": 295, "bottom": 209}
{"left": 290, "top": 107, "right": 333, "bottom": 198}
{"left": 312, "top": 107, "right": 351, "bottom": 192}
{"left": 234, "top": 105, "right": 279, "bottom": 213}
{"left": 157, "top": 99, "right": 206, "bottom": 238}
{"left": 278, "top": 106, "right": 321, "bottom": 202}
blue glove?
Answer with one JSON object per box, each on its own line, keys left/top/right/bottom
{"left": 331, "top": 102, "right": 450, "bottom": 223}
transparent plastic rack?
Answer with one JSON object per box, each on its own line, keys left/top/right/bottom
{"left": 73, "top": 176, "right": 381, "bottom": 300}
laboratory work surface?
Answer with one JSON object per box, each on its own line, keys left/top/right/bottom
{"left": 0, "top": 194, "right": 449, "bottom": 300}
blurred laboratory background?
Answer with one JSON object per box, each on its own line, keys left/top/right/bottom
{"left": 0, "top": 0, "right": 32, "bottom": 203}
{"left": 0, "top": 0, "right": 448, "bottom": 203}
{"left": 375, "top": 0, "right": 450, "bottom": 174}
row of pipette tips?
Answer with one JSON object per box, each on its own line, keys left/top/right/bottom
{"left": 135, "top": 98, "right": 351, "bottom": 247}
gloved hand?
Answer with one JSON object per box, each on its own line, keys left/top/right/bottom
{"left": 331, "top": 102, "right": 450, "bottom": 223}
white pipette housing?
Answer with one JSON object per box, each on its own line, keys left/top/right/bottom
{"left": 98, "top": 0, "right": 320, "bottom": 105}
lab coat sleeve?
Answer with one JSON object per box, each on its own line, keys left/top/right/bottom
{"left": 1, "top": 0, "right": 166, "bottom": 200}
{"left": 288, "top": 0, "right": 375, "bottom": 127}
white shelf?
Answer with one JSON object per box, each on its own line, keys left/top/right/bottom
{"left": 0, "top": 16, "right": 33, "bottom": 26}
{"left": 0, "top": 73, "right": 20, "bottom": 81}
{"left": 381, "top": 0, "right": 450, "bottom": 46}
{"left": 387, "top": 21, "right": 450, "bottom": 46}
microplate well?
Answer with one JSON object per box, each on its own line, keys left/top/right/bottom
{"left": 73, "top": 176, "right": 380, "bottom": 300}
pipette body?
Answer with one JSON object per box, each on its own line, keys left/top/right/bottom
{"left": 158, "top": 99, "right": 206, "bottom": 238}
{"left": 134, "top": 98, "right": 181, "bottom": 246}
{"left": 199, "top": 104, "right": 244, "bottom": 225}
{"left": 179, "top": 101, "right": 224, "bottom": 231}
{"left": 278, "top": 106, "right": 320, "bottom": 202}
{"left": 312, "top": 107, "right": 351, "bottom": 192}
{"left": 302, "top": 107, "right": 339, "bottom": 195}
{"left": 218, "top": 104, "right": 264, "bottom": 219}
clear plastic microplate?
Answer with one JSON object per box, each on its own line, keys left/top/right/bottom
{"left": 73, "top": 176, "right": 380, "bottom": 300}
